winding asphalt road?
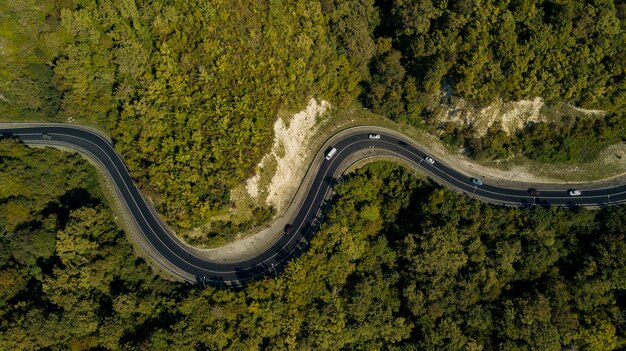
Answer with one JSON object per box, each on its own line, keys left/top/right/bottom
{"left": 1, "top": 124, "right": 625, "bottom": 287}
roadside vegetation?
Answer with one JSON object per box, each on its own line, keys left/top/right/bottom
{"left": 444, "top": 112, "right": 626, "bottom": 163}
{"left": 1, "top": 0, "right": 378, "bottom": 230}
{"left": 2, "top": 0, "right": 625, "bottom": 231}
{"left": 2, "top": 1, "right": 626, "bottom": 349}
{"left": 365, "top": 0, "right": 626, "bottom": 121}
{"left": 364, "top": 0, "right": 626, "bottom": 165}
{"left": 1, "top": 147, "right": 625, "bottom": 350}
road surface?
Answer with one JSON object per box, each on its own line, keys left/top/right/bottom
{"left": 1, "top": 124, "right": 625, "bottom": 287}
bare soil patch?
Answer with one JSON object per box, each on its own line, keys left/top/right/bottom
{"left": 246, "top": 98, "right": 330, "bottom": 211}
{"left": 440, "top": 96, "right": 606, "bottom": 137}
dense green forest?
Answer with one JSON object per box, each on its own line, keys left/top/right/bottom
{"left": 1, "top": 0, "right": 378, "bottom": 228}
{"left": 2, "top": 142, "right": 625, "bottom": 350}
{"left": 3, "top": 1, "right": 626, "bottom": 349}
{"left": 3, "top": 0, "right": 625, "bottom": 228}
{"left": 365, "top": 0, "right": 626, "bottom": 121}
{"left": 363, "top": 0, "right": 626, "bottom": 159}
{"left": 439, "top": 111, "right": 626, "bottom": 162}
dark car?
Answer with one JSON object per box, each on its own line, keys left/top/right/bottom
{"left": 527, "top": 188, "right": 541, "bottom": 196}
{"left": 284, "top": 224, "right": 293, "bottom": 235}
{"left": 471, "top": 178, "right": 483, "bottom": 186}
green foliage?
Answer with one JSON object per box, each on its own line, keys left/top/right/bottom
{"left": 516, "top": 113, "right": 626, "bottom": 162}
{"left": 326, "top": 0, "right": 379, "bottom": 80}
{"left": 192, "top": 205, "right": 276, "bottom": 247}
{"left": 3, "top": 0, "right": 625, "bottom": 230}
{"left": 361, "top": 38, "right": 426, "bottom": 127}
{"left": 0, "top": 0, "right": 378, "bottom": 229}
{"left": 391, "top": 186, "right": 626, "bottom": 349}
{"left": 466, "top": 112, "right": 626, "bottom": 163}
{"left": 379, "top": 0, "right": 626, "bottom": 110}
{"left": 0, "top": 0, "right": 63, "bottom": 119}
{"left": 2, "top": 0, "right": 626, "bottom": 346}
{"left": 51, "top": 0, "right": 370, "bottom": 228}
{"left": 3, "top": 150, "right": 626, "bottom": 349}
{"left": 0, "top": 146, "right": 418, "bottom": 349}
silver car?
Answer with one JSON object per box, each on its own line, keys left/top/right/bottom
{"left": 368, "top": 133, "right": 381, "bottom": 139}
{"left": 425, "top": 156, "right": 435, "bottom": 164}
{"left": 568, "top": 189, "right": 582, "bottom": 196}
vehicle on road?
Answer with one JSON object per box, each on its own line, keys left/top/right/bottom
{"left": 568, "top": 189, "right": 582, "bottom": 196}
{"left": 368, "top": 133, "right": 381, "bottom": 139}
{"left": 471, "top": 178, "right": 483, "bottom": 186}
{"left": 6, "top": 124, "right": 626, "bottom": 289}
{"left": 325, "top": 147, "right": 337, "bottom": 160}
{"left": 528, "top": 188, "right": 541, "bottom": 196}
{"left": 42, "top": 133, "right": 52, "bottom": 140}
{"left": 425, "top": 156, "right": 435, "bottom": 164}
{"left": 284, "top": 224, "right": 293, "bottom": 235}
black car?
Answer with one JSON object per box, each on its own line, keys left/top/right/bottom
{"left": 284, "top": 224, "right": 293, "bottom": 235}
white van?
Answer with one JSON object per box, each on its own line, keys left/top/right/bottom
{"left": 325, "top": 147, "right": 337, "bottom": 160}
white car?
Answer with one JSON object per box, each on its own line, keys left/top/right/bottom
{"left": 568, "top": 189, "right": 582, "bottom": 196}
{"left": 425, "top": 156, "right": 435, "bottom": 165}
{"left": 368, "top": 133, "right": 381, "bottom": 139}
{"left": 471, "top": 178, "right": 483, "bottom": 186}
{"left": 325, "top": 147, "right": 337, "bottom": 160}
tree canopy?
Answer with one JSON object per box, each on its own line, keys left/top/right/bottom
{"left": 2, "top": 144, "right": 625, "bottom": 349}
{"left": 3, "top": 1, "right": 626, "bottom": 348}
{"left": 366, "top": 0, "right": 626, "bottom": 118}
{"left": 2, "top": 0, "right": 625, "bottom": 228}
{"left": 0, "top": 0, "right": 379, "bottom": 229}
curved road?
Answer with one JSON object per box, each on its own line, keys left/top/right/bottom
{"left": 1, "top": 124, "right": 625, "bottom": 287}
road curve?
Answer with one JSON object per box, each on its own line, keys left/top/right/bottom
{"left": 1, "top": 124, "right": 625, "bottom": 287}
